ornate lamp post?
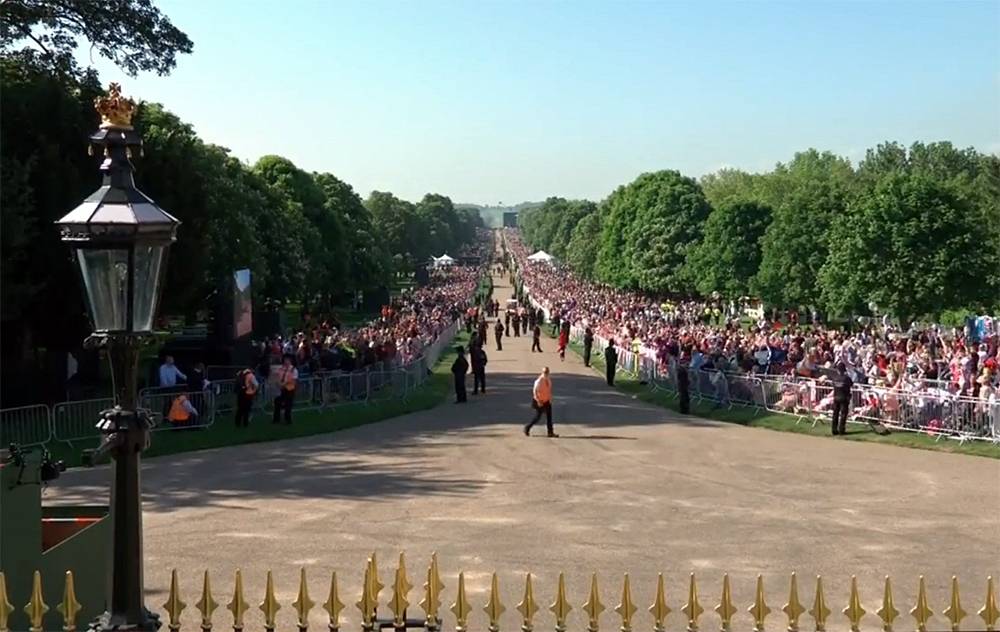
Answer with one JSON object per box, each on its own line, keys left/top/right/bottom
{"left": 55, "top": 83, "right": 180, "bottom": 632}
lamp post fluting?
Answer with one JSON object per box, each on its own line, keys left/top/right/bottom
{"left": 55, "top": 83, "right": 180, "bottom": 632}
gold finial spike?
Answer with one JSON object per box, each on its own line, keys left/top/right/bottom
{"left": 390, "top": 553, "right": 413, "bottom": 627}
{"left": 322, "top": 572, "right": 346, "bottom": 632}
{"left": 808, "top": 576, "right": 831, "bottom": 632}
{"left": 484, "top": 572, "right": 506, "bottom": 632}
{"left": 943, "top": 576, "right": 966, "bottom": 632}
{"left": 517, "top": 573, "right": 540, "bottom": 632}
{"left": 615, "top": 574, "right": 637, "bottom": 632}
{"left": 24, "top": 571, "right": 48, "bottom": 632}
{"left": 0, "top": 573, "right": 14, "bottom": 632}
{"left": 451, "top": 572, "right": 472, "bottom": 632}
{"left": 226, "top": 569, "right": 250, "bottom": 632}
{"left": 910, "top": 576, "right": 933, "bottom": 632}
{"left": 749, "top": 575, "right": 772, "bottom": 632}
{"left": 259, "top": 570, "right": 281, "bottom": 632}
{"left": 682, "top": 573, "right": 705, "bottom": 632}
{"left": 550, "top": 572, "right": 572, "bottom": 632}
{"left": 877, "top": 577, "right": 900, "bottom": 632}
{"left": 421, "top": 553, "right": 446, "bottom": 630}
{"left": 57, "top": 571, "right": 83, "bottom": 632}
{"left": 980, "top": 577, "right": 999, "bottom": 632}
{"left": 783, "top": 573, "right": 806, "bottom": 632}
{"left": 841, "top": 576, "right": 865, "bottom": 632}
{"left": 583, "top": 573, "right": 605, "bottom": 632}
{"left": 715, "top": 574, "right": 737, "bottom": 632}
{"left": 161, "top": 570, "right": 186, "bottom": 632}
{"left": 294, "top": 568, "right": 316, "bottom": 632}
{"left": 370, "top": 553, "right": 385, "bottom": 603}
{"left": 357, "top": 565, "right": 375, "bottom": 629}
{"left": 196, "top": 570, "right": 220, "bottom": 632}
{"left": 649, "top": 573, "right": 672, "bottom": 632}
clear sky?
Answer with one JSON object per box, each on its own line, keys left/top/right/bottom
{"left": 80, "top": 0, "right": 1000, "bottom": 204}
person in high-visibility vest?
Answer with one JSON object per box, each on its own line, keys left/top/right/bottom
{"left": 272, "top": 354, "right": 298, "bottom": 425}
{"left": 234, "top": 367, "right": 259, "bottom": 428}
{"left": 167, "top": 393, "right": 198, "bottom": 427}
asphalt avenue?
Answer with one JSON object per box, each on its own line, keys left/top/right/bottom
{"left": 49, "top": 274, "right": 999, "bottom": 632}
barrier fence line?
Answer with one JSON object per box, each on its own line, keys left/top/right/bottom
{"left": 0, "top": 318, "right": 465, "bottom": 453}
{"left": 2, "top": 557, "right": 997, "bottom": 632}
{"left": 539, "top": 293, "right": 1000, "bottom": 444}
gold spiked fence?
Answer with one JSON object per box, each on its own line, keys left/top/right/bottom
{"left": 1, "top": 555, "right": 997, "bottom": 632}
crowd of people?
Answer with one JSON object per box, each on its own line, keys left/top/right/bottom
{"left": 504, "top": 230, "right": 999, "bottom": 411}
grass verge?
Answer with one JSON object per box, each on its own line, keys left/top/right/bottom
{"left": 53, "top": 332, "right": 469, "bottom": 468}
{"left": 561, "top": 335, "right": 999, "bottom": 459}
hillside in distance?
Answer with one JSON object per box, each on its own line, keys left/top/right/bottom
{"left": 458, "top": 201, "right": 543, "bottom": 227}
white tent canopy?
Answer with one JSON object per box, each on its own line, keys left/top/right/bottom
{"left": 432, "top": 254, "right": 456, "bottom": 267}
{"left": 527, "top": 250, "right": 554, "bottom": 263}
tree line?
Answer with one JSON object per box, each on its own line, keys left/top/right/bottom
{"left": 0, "top": 2, "right": 483, "bottom": 373}
{"left": 519, "top": 146, "right": 1000, "bottom": 325}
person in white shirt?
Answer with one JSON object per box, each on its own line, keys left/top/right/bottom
{"left": 158, "top": 355, "right": 186, "bottom": 387}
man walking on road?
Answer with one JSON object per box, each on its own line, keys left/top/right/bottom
{"left": 494, "top": 320, "right": 504, "bottom": 350}
{"left": 531, "top": 323, "right": 543, "bottom": 352}
{"left": 524, "top": 367, "right": 557, "bottom": 437}
{"left": 471, "top": 346, "right": 488, "bottom": 395}
{"left": 831, "top": 362, "right": 853, "bottom": 435}
{"left": 451, "top": 346, "right": 469, "bottom": 403}
{"left": 605, "top": 339, "right": 618, "bottom": 386}
{"left": 583, "top": 326, "right": 594, "bottom": 367}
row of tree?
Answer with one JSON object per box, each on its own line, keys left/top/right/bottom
{"left": 519, "top": 145, "right": 1000, "bottom": 325}
{"left": 1, "top": 52, "right": 482, "bottom": 360}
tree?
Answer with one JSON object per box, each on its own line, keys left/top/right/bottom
{"left": 564, "top": 209, "right": 602, "bottom": 279}
{"left": 596, "top": 170, "right": 711, "bottom": 293}
{"left": 752, "top": 150, "right": 854, "bottom": 308}
{"left": 820, "top": 173, "right": 997, "bottom": 325}
{"left": 549, "top": 200, "right": 597, "bottom": 259}
{"left": 1, "top": 0, "right": 193, "bottom": 76}
{"left": 699, "top": 168, "right": 764, "bottom": 209}
{"left": 315, "top": 172, "right": 388, "bottom": 294}
{"left": 368, "top": 191, "right": 421, "bottom": 273}
{"left": 685, "top": 201, "right": 772, "bottom": 298}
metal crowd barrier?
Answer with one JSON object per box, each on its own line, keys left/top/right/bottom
{"left": 52, "top": 397, "right": 115, "bottom": 445}
{"left": 0, "top": 404, "right": 52, "bottom": 448}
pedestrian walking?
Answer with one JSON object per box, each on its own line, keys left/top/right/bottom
{"left": 524, "top": 367, "right": 557, "bottom": 437}
{"left": 471, "top": 346, "right": 488, "bottom": 394}
{"left": 513, "top": 311, "right": 521, "bottom": 337}
{"left": 495, "top": 320, "right": 504, "bottom": 350}
{"left": 531, "top": 323, "right": 543, "bottom": 352}
{"left": 583, "top": 326, "right": 594, "bottom": 367}
{"left": 272, "top": 354, "right": 298, "bottom": 424}
{"left": 605, "top": 339, "right": 618, "bottom": 386}
{"left": 505, "top": 310, "right": 511, "bottom": 337}
{"left": 831, "top": 362, "right": 853, "bottom": 435}
{"left": 234, "top": 367, "right": 258, "bottom": 428}
{"left": 451, "top": 346, "right": 469, "bottom": 403}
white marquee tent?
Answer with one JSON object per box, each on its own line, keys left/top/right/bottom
{"left": 527, "top": 250, "right": 555, "bottom": 264}
{"left": 432, "top": 254, "right": 456, "bottom": 267}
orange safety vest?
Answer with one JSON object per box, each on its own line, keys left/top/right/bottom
{"left": 242, "top": 371, "right": 258, "bottom": 396}
{"left": 168, "top": 395, "right": 191, "bottom": 423}
{"left": 279, "top": 367, "right": 297, "bottom": 391}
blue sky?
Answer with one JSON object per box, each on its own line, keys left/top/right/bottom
{"left": 80, "top": 0, "right": 999, "bottom": 204}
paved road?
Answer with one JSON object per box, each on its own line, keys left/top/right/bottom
{"left": 49, "top": 274, "right": 999, "bottom": 631}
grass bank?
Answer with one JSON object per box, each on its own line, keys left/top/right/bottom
{"left": 54, "top": 332, "right": 469, "bottom": 468}
{"left": 560, "top": 335, "right": 999, "bottom": 459}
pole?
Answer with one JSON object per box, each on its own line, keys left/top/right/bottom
{"left": 91, "top": 334, "right": 159, "bottom": 631}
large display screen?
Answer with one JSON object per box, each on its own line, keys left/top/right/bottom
{"left": 233, "top": 269, "right": 253, "bottom": 339}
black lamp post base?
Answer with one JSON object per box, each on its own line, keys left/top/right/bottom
{"left": 88, "top": 608, "right": 161, "bottom": 632}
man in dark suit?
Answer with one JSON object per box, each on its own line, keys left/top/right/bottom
{"left": 451, "top": 347, "right": 469, "bottom": 403}
{"left": 830, "top": 363, "right": 853, "bottom": 435}
{"left": 531, "top": 324, "right": 543, "bottom": 352}
{"left": 583, "top": 326, "right": 594, "bottom": 367}
{"left": 471, "top": 346, "right": 488, "bottom": 394}
{"left": 494, "top": 320, "right": 504, "bottom": 350}
{"left": 605, "top": 339, "right": 618, "bottom": 386}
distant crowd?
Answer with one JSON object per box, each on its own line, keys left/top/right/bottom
{"left": 504, "top": 229, "right": 999, "bottom": 402}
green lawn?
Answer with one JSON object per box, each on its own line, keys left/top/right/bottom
{"left": 560, "top": 335, "right": 1000, "bottom": 459}
{"left": 53, "top": 332, "right": 469, "bottom": 468}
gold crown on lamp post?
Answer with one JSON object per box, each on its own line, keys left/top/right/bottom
{"left": 94, "top": 82, "right": 136, "bottom": 129}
